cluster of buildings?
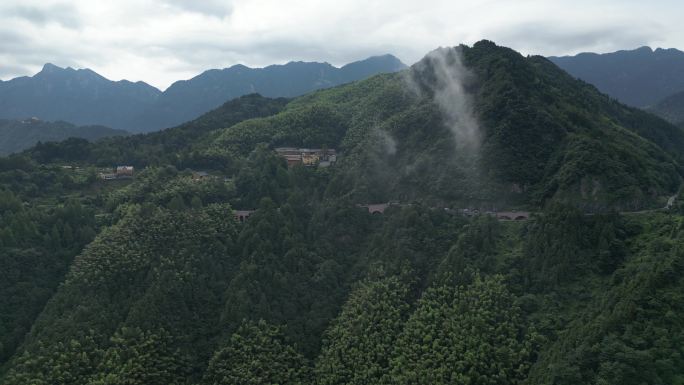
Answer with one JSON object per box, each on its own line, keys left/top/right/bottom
{"left": 99, "top": 166, "right": 134, "bottom": 181}
{"left": 275, "top": 147, "right": 337, "bottom": 167}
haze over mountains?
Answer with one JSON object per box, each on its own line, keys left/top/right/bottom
{"left": 0, "top": 55, "right": 406, "bottom": 133}
{"left": 549, "top": 46, "right": 684, "bottom": 108}
{"left": 0, "top": 118, "right": 126, "bottom": 155}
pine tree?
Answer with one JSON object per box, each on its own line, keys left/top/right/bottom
{"left": 91, "top": 327, "right": 189, "bottom": 385}
{"left": 167, "top": 194, "right": 186, "bottom": 211}
{"left": 50, "top": 224, "right": 62, "bottom": 249}
{"left": 315, "top": 275, "right": 412, "bottom": 385}
{"left": 202, "top": 320, "right": 310, "bottom": 385}
{"left": 62, "top": 223, "right": 74, "bottom": 246}
{"left": 3, "top": 332, "right": 104, "bottom": 385}
{"left": 190, "top": 195, "right": 203, "bottom": 209}
{"left": 390, "top": 275, "right": 536, "bottom": 385}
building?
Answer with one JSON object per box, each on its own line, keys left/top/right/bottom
{"left": 99, "top": 166, "right": 134, "bottom": 181}
{"left": 275, "top": 147, "right": 337, "bottom": 167}
{"left": 192, "top": 171, "right": 211, "bottom": 181}
{"left": 234, "top": 210, "right": 255, "bottom": 223}
{"left": 116, "top": 166, "right": 134, "bottom": 178}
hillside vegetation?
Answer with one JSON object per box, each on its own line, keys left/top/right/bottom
{"left": 1, "top": 41, "right": 684, "bottom": 384}
{"left": 651, "top": 90, "right": 684, "bottom": 126}
{"left": 0, "top": 119, "right": 126, "bottom": 155}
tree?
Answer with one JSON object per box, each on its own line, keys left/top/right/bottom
{"left": 315, "top": 275, "right": 412, "bottom": 385}
{"left": 91, "top": 327, "right": 189, "bottom": 385}
{"left": 190, "top": 195, "right": 203, "bottom": 209}
{"left": 3, "top": 332, "right": 104, "bottom": 385}
{"left": 390, "top": 275, "right": 536, "bottom": 385}
{"left": 202, "top": 320, "right": 310, "bottom": 385}
{"left": 62, "top": 223, "right": 74, "bottom": 246}
{"left": 167, "top": 194, "right": 186, "bottom": 211}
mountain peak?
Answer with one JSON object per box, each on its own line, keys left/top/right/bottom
{"left": 343, "top": 54, "right": 406, "bottom": 69}
{"left": 339, "top": 54, "right": 407, "bottom": 81}
{"left": 34, "top": 63, "right": 111, "bottom": 84}
{"left": 371, "top": 54, "right": 405, "bottom": 66}
{"left": 40, "top": 63, "right": 63, "bottom": 73}
{"left": 634, "top": 46, "right": 654, "bottom": 53}
{"left": 228, "top": 64, "right": 249, "bottom": 70}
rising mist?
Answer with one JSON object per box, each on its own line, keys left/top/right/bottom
{"left": 406, "top": 47, "right": 481, "bottom": 153}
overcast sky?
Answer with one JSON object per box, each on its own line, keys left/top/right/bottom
{"left": 0, "top": 0, "right": 681, "bottom": 90}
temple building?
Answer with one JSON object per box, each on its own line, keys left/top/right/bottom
{"left": 275, "top": 147, "right": 337, "bottom": 167}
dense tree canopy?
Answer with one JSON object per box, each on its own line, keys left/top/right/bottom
{"left": 202, "top": 320, "right": 310, "bottom": 385}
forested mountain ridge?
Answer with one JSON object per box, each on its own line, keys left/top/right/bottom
{"left": 2, "top": 40, "right": 684, "bottom": 384}
{"left": 23, "top": 93, "right": 290, "bottom": 168}
{"left": 0, "top": 118, "right": 127, "bottom": 155}
{"left": 0, "top": 55, "right": 406, "bottom": 133}
{"left": 650, "top": 90, "right": 684, "bottom": 126}
{"left": 200, "top": 41, "right": 684, "bottom": 210}
{"left": 147, "top": 54, "right": 407, "bottom": 131}
{"left": 24, "top": 41, "right": 684, "bottom": 210}
{"left": 549, "top": 46, "right": 684, "bottom": 107}
{"left": 0, "top": 63, "right": 161, "bottom": 131}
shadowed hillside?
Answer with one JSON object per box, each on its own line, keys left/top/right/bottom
{"left": 0, "top": 119, "right": 127, "bottom": 155}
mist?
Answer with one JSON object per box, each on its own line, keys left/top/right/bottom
{"left": 375, "top": 127, "right": 398, "bottom": 155}
{"left": 408, "top": 47, "right": 481, "bottom": 153}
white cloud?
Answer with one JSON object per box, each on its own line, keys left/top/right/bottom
{"left": 161, "top": 0, "right": 234, "bottom": 18}
{"left": 0, "top": 0, "right": 681, "bottom": 89}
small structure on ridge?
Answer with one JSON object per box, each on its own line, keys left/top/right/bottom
{"left": 234, "top": 210, "right": 255, "bottom": 223}
{"left": 100, "top": 165, "right": 134, "bottom": 181}
{"left": 191, "top": 171, "right": 211, "bottom": 181}
{"left": 275, "top": 147, "right": 337, "bottom": 167}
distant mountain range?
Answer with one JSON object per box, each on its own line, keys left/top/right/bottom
{"left": 549, "top": 46, "right": 684, "bottom": 108}
{"left": 0, "top": 118, "right": 126, "bottom": 155}
{"left": 0, "top": 55, "right": 407, "bottom": 133}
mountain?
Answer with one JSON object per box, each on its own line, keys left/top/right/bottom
{"left": 2, "top": 41, "right": 684, "bottom": 384}
{"left": 549, "top": 46, "right": 684, "bottom": 107}
{"left": 194, "top": 42, "right": 683, "bottom": 211}
{"left": 650, "top": 90, "right": 684, "bottom": 125}
{"left": 0, "top": 64, "right": 161, "bottom": 130}
{"left": 0, "top": 56, "right": 406, "bottom": 133}
{"left": 0, "top": 118, "right": 127, "bottom": 155}
{"left": 25, "top": 43, "right": 684, "bottom": 210}
{"left": 145, "top": 55, "right": 407, "bottom": 130}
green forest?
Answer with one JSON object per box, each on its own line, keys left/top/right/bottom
{"left": 1, "top": 41, "right": 684, "bottom": 384}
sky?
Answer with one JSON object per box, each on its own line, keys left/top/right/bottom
{"left": 0, "top": 0, "right": 681, "bottom": 90}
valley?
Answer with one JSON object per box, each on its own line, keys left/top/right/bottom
{"left": 1, "top": 40, "right": 684, "bottom": 384}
